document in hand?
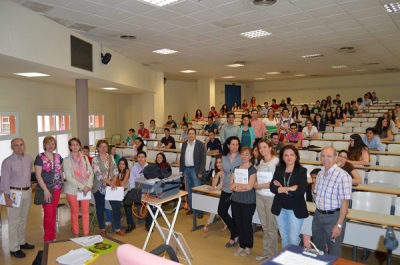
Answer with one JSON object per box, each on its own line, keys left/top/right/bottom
{"left": 77, "top": 191, "right": 92, "bottom": 201}
{"left": 0, "top": 190, "right": 22, "bottom": 207}
{"left": 234, "top": 168, "right": 248, "bottom": 184}
{"left": 105, "top": 187, "right": 124, "bottom": 201}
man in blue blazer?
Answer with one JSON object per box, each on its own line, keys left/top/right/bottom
{"left": 180, "top": 128, "right": 206, "bottom": 218}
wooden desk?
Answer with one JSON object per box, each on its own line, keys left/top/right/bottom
{"left": 143, "top": 138, "right": 186, "bottom": 143}
{"left": 351, "top": 183, "right": 400, "bottom": 195}
{"left": 42, "top": 236, "right": 124, "bottom": 265}
{"left": 300, "top": 160, "right": 400, "bottom": 173}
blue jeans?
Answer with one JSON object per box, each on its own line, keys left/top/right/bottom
{"left": 109, "top": 200, "right": 122, "bottom": 230}
{"left": 94, "top": 190, "right": 106, "bottom": 230}
{"left": 184, "top": 167, "right": 203, "bottom": 213}
{"left": 275, "top": 209, "right": 304, "bottom": 248}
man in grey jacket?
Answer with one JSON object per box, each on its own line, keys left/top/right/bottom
{"left": 180, "top": 128, "right": 206, "bottom": 218}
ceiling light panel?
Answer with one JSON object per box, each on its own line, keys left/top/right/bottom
{"left": 14, "top": 72, "right": 49, "bottom": 77}
{"left": 138, "top": 0, "right": 184, "bottom": 7}
{"left": 384, "top": 3, "right": 400, "bottom": 13}
{"left": 301, "top": 54, "right": 324, "bottom": 58}
{"left": 226, "top": 63, "right": 244, "bottom": 67}
{"left": 240, "top": 29, "right": 272, "bottom": 39}
{"left": 222, "top": 76, "right": 235, "bottom": 78}
{"left": 153, "top": 48, "right": 178, "bottom": 54}
{"left": 266, "top": 72, "right": 280, "bottom": 75}
{"left": 180, "top": 70, "right": 196, "bottom": 73}
{"left": 332, "top": 65, "right": 348, "bottom": 69}
{"left": 254, "top": 77, "right": 265, "bottom": 80}
{"left": 103, "top": 87, "right": 118, "bottom": 90}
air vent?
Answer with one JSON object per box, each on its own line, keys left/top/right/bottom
{"left": 382, "top": 68, "right": 398, "bottom": 71}
{"left": 253, "top": 0, "right": 278, "bottom": 5}
{"left": 363, "top": 63, "right": 380, "bottom": 66}
{"left": 280, "top": 71, "right": 290, "bottom": 74}
{"left": 69, "top": 23, "right": 97, "bottom": 32}
{"left": 70, "top": 35, "right": 93, "bottom": 72}
{"left": 338, "top": 46, "right": 356, "bottom": 53}
{"left": 22, "top": 1, "right": 53, "bottom": 14}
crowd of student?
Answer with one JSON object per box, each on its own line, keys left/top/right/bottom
{"left": 1, "top": 93, "right": 398, "bottom": 260}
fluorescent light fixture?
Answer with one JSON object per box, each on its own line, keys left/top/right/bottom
{"left": 222, "top": 76, "right": 235, "bottom": 78}
{"left": 353, "top": 69, "right": 367, "bottom": 72}
{"left": 240, "top": 29, "right": 272, "bottom": 39}
{"left": 266, "top": 72, "right": 280, "bottom": 75}
{"left": 180, "top": 70, "right": 196, "bottom": 73}
{"left": 226, "top": 63, "right": 244, "bottom": 67}
{"left": 384, "top": 2, "right": 400, "bottom": 13}
{"left": 138, "top": 0, "right": 183, "bottom": 7}
{"left": 254, "top": 77, "right": 265, "bottom": 80}
{"left": 332, "top": 65, "right": 348, "bottom": 69}
{"left": 294, "top": 74, "right": 306, "bottom": 77}
{"left": 153, "top": 48, "right": 178, "bottom": 55}
{"left": 301, "top": 54, "right": 324, "bottom": 58}
{"left": 102, "top": 87, "right": 118, "bottom": 90}
{"left": 14, "top": 72, "right": 49, "bottom": 77}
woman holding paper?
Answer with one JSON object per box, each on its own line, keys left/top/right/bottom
{"left": 270, "top": 145, "right": 308, "bottom": 248}
{"left": 229, "top": 146, "right": 257, "bottom": 257}
{"left": 91, "top": 140, "right": 122, "bottom": 236}
{"left": 253, "top": 140, "right": 279, "bottom": 261}
{"left": 34, "top": 136, "right": 64, "bottom": 243}
{"left": 63, "top": 137, "right": 94, "bottom": 237}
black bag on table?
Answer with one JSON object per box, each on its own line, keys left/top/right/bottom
{"left": 123, "top": 188, "right": 142, "bottom": 205}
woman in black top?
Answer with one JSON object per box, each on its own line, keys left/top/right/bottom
{"left": 270, "top": 145, "right": 308, "bottom": 248}
{"left": 313, "top": 113, "right": 326, "bottom": 131}
{"left": 334, "top": 106, "right": 347, "bottom": 122}
{"left": 300, "top": 104, "right": 311, "bottom": 118}
{"left": 325, "top": 109, "right": 338, "bottom": 127}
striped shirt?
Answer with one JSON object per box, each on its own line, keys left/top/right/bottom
{"left": 315, "top": 164, "right": 352, "bottom": 210}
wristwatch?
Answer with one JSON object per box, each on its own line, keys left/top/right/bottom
{"left": 337, "top": 223, "right": 342, "bottom": 228}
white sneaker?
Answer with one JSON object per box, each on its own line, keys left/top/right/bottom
{"left": 105, "top": 221, "right": 111, "bottom": 226}
{"left": 240, "top": 248, "right": 251, "bottom": 257}
{"left": 233, "top": 247, "right": 244, "bottom": 256}
{"left": 255, "top": 254, "right": 269, "bottom": 261}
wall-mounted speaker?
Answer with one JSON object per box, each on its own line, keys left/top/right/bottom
{"left": 101, "top": 53, "right": 112, "bottom": 64}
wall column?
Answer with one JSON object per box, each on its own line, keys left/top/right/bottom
{"left": 76, "top": 79, "right": 89, "bottom": 146}
{"left": 197, "top": 79, "right": 215, "bottom": 114}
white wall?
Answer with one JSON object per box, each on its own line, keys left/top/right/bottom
{"left": 164, "top": 80, "right": 197, "bottom": 123}
{"left": 0, "top": 76, "right": 116, "bottom": 156}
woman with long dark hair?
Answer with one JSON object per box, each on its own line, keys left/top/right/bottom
{"left": 313, "top": 113, "right": 326, "bottom": 131}
{"left": 300, "top": 104, "right": 311, "bottom": 118}
{"left": 270, "top": 145, "right": 308, "bottom": 248}
{"left": 220, "top": 104, "right": 229, "bottom": 114}
{"left": 334, "top": 106, "right": 347, "bottom": 122}
{"left": 375, "top": 117, "right": 392, "bottom": 141}
{"left": 325, "top": 109, "right": 338, "bottom": 127}
{"left": 348, "top": 134, "right": 370, "bottom": 165}
{"left": 218, "top": 136, "right": 241, "bottom": 248}
{"left": 193, "top": 109, "right": 204, "bottom": 121}
{"left": 343, "top": 102, "right": 354, "bottom": 118}
{"left": 291, "top": 107, "right": 301, "bottom": 123}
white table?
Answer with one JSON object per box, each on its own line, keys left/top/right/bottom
{"left": 142, "top": 190, "right": 191, "bottom": 264}
{"left": 192, "top": 185, "right": 260, "bottom": 231}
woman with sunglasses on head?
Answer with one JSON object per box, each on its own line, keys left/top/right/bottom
{"left": 347, "top": 134, "right": 370, "bottom": 166}
{"left": 336, "top": 150, "right": 362, "bottom": 185}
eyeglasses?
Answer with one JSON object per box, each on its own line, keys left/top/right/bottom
{"left": 338, "top": 155, "right": 347, "bottom": 159}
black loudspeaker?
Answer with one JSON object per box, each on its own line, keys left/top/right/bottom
{"left": 101, "top": 53, "right": 112, "bottom": 64}
{"left": 164, "top": 77, "right": 167, "bottom": 84}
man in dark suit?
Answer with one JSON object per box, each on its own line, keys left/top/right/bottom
{"left": 180, "top": 128, "right": 206, "bottom": 218}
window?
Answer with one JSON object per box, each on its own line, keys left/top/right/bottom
{"left": 0, "top": 113, "right": 19, "bottom": 172}
{"left": 89, "top": 114, "right": 105, "bottom": 145}
{"left": 37, "top": 114, "right": 71, "bottom": 158}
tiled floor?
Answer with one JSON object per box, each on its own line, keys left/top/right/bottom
{"left": 0, "top": 197, "right": 399, "bottom": 265}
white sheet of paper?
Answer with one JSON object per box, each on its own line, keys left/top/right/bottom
{"left": 105, "top": 186, "right": 124, "bottom": 201}
{"left": 0, "top": 190, "right": 22, "bottom": 207}
{"left": 77, "top": 191, "right": 91, "bottom": 201}
{"left": 273, "top": 250, "right": 328, "bottom": 265}
{"left": 257, "top": 171, "right": 273, "bottom": 196}
{"left": 234, "top": 168, "right": 248, "bottom": 184}
{"left": 56, "top": 248, "right": 94, "bottom": 265}
{"left": 70, "top": 235, "right": 103, "bottom": 247}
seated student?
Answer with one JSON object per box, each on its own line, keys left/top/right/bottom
{"left": 82, "top": 145, "right": 93, "bottom": 164}
{"left": 336, "top": 150, "right": 363, "bottom": 185}
{"left": 310, "top": 100, "right": 322, "bottom": 116}
{"left": 371, "top": 92, "right": 379, "bottom": 102}
{"left": 363, "top": 93, "right": 372, "bottom": 107}
{"left": 109, "top": 144, "right": 121, "bottom": 163}
{"left": 325, "top": 109, "right": 338, "bottom": 127}
{"left": 334, "top": 106, "right": 347, "bottom": 122}
{"left": 204, "top": 130, "right": 222, "bottom": 154}
{"left": 220, "top": 104, "right": 229, "bottom": 114}
{"left": 313, "top": 113, "right": 326, "bottom": 131}
{"left": 351, "top": 100, "right": 361, "bottom": 114}
{"left": 149, "top": 119, "right": 157, "bottom": 133}
{"left": 180, "top": 112, "right": 191, "bottom": 125}
{"left": 260, "top": 102, "right": 270, "bottom": 117}
{"left": 202, "top": 117, "right": 218, "bottom": 135}
{"left": 241, "top": 110, "right": 250, "bottom": 120}
{"left": 343, "top": 102, "right": 355, "bottom": 118}
{"left": 356, "top": 97, "right": 366, "bottom": 112}
{"left": 335, "top": 94, "right": 342, "bottom": 107}
{"left": 348, "top": 134, "right": 370, "bottom": 165}
{"left": 131, "top": 137, "right": 148, "bottom": 160}
{"left": 137, "top": 122, "right": 150, "bottom": 138}
{"left": 124, "top": 128, "right": 138, "bottom": 146}
{"left": 300, "top": 104, "right": 311, "bottom": 118}
{"left": 157, "top": 128, "right": 176, "bottom": 149}
{"left": 164, "top": 115, "right": 177, "bottom": 128}
{"left": 242, "top": 99, "right": 249, "bottom": 109}
{"left": 232, "top": 102, "right": 240, "bottom": 111}
{"left": 270, "top": 133, "right": 285, "bottom": 154}
{"left": 193, "top": 109, "right": 204, "bottom": 121}
{"left": 375, "top": 117, "right": 392, "bottom": 142}
{"left": 213, "top": 115, "right": 224, "bottom": 131}
{"left": 208, "top": 106, "right": 218, "bottom": 118}
{"left": 180, "top": 123, "right": 189, "bottom": 141}
{"left": 302, "top": 118, "right": 319, "bottom": 139}
{"left": 279, "top": 99, "right": 287, "bottom": 108}
{"left": 270, "top": 99, "right": 280, "bottom": 110}
{"left": 284, "top": 123, "right": 303, "bottom": 148}
{"left": 362, "top": 127, "right": 383, "bottom": 151}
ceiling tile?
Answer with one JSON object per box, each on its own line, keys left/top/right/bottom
{"left": 189, "top": 8, "right": 228, "bottom": 22}
{"left": 46, "top": 7, "right": 89, "bottom": 21}
{"left": 339, "top": 0, "right": 382, "bottom": 12}
{"left": 123, "top": 15, "right": 160, "bottom": 27}
{"left": 167, "top": 16, "right": 202, "bottom": 28}
{"left": 96, "top": 7, "right": 134, "bottom": 21}
{"left": 290, "top": 19, "right": 324, "bottom": 30}
{"left": 307, "top": 5, "right": 346, "bottom": 19}
{"left": 64, "top": 0, "right": 107, "bottom": 13}
{"left": 79, "top": 14, "right": 116, "bottom": 27}
{"left": 349, "top": 7, "right": 388, "bottom": 20}
{"left": 143, "top": 8, "right": 181, "bottom": 21}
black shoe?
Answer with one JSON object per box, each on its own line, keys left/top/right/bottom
{"left": 10, "top": 250, "right": 26, "bottom": 258}
{"left": 125, "top": 224, "right": 136, "bottom": 233}
{"left": 145, "top": 224, "right": 153, "bottom": 233}
{"left": 20, "top": 243, "right": 35, "bottom": 250}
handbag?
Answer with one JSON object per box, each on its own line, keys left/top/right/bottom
{"left": 34, "top": 184, "right": 54, "bottom": 205}
{"left": 123, "top": 188, "right": 142, "bottom": 205}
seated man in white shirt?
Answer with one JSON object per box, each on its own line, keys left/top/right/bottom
{"left": 362, "top": 127, "right": 383, "bottom": 151}
{"left": 362, "top": 93, "right": 372, "bottom": 107}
